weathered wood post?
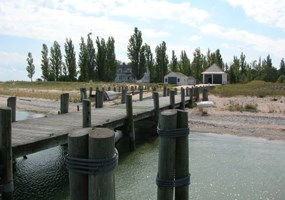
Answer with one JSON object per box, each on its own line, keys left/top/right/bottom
{"left": 152, "top": 87, "right": 157, "bottom": 99}
{"left": 0, "top": 108, "right": 14, "bottom": 200}
{"left": 67, "top": 129, "right": 89, "bottom": 200}
{"left": 131, "top": 86, "right": 135, "bottom": 95}
{"left": 186, "top": 87, "right": 189, "bottom": 96}
{"left": 89, "top": 87, "right": 93, "bottom": 98}
{"left": 7, "top": 97, "right": 16, "bottom": 122}
{"left": 194, "top": 87, "right": 200, "bottom": 102}
{"left": 167, "top": 88, "right": 170, "bottom": 96}
{"left": 60, "top": 93, "right": 69, "bottom": 114}
{"left": 153, "top": 92, "right": 160, "bottom": 125}
{"left": 95, "top": 91, "right": 103, "bottom": 108}
{"left": 126, "top": 94, "right": 135, "bottom": 150}
{"left": 189, "top": 88, "right": 194, "bottom": 108}
{"left": 202, "top": 87, "right": 209, "bottom": 101}
{"left": 121, "top": 89, "right": 126, "bottom": 104}
{"left": 180, "top": 87, "right": 185, "bottom": 110}
{"left": 163, "top": 86, "right": 167, "bottom": 97}
{"left": 139, "top": 87, "right": 143, "bottom": 101}
{"left": 170, "top": 90, "right": 175, "bottom": 109}
{"left": 157, "top": 109, "right": 177, "bottom": 200}
{"left": 89, "top": 128, "right": 116, "bottom": 200}
{"left": 82, "top": 99, "right": 91, "bottom": 128}
{"left": 174, "top": 88, "right": 178, "bottom": 95}
{"left": 80, "top": 88, "right": 87, "bottom": 101}
{"left": 175, "top": 110, "right": 190, "bottom": 200}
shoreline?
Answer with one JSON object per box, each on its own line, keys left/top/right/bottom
{"left": 1, "top": 94, "right": 284, "bottom": 141}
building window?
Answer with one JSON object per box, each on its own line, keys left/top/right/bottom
{"left": 178, "top": 78, "right": 180, "bottom": 82}
{"left": 165, "top": 78, "right": 167, "bottom": 82}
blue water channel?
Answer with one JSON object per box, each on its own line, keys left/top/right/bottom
{"left": 11, "top": 111, "right": 285, "bottom": 200}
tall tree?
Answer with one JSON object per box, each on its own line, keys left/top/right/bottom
{"left": 26, "top": 52, "right": 35, "bottom": 82}
{"left": 240, "top": 52, "right": 247, "bottom": 82}
{"left": 144, "top": 44, "right": 154, "bottom": 82}
{"left": 127, "top": 27, "right": 144, "bottom": 80}
{"left": 64, "top": 38, "right": 77, "bottom": 81}
{"left": 105, "top": 36, "right": 117, "bottom": 81}
{"left": 78, "top": 37, "right": 88, "bottom": 82}
{"left": 214, "top": 49, "right": 224, "bottom": 69}
{"left": 170, "top": 50, "right": 178, "bottom": 72}
{"left": 192, "top": 48, "right": 204, "bottom": 82}
{"left": 155, "top": 41, "right": 168, "bottom": 82}
{"left": 179, "top": 50, "right": 191, "bottom": 75}
{"left": 96, "top": 37, "right": 106, "bottom": 81}
{"left": 50, "top": 41, "right": 62, "bottom": 81}
{"left": 87, "top": 33, "right": 96, "bottom": 81}
{"left": 262, "top": 54, "right": 278, "bottom": 82}
{"left": 279, "top": 58, "right": 285, "bottom": 76}
{"left": 41, "top": 44, "right": 49, "bottom": 81}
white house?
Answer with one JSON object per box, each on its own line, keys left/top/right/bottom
{"left": 164, "top": 72, "right": 195, "bottom": 85}
{"left": 202, "top": 64, "right": 227, "bottom": 84}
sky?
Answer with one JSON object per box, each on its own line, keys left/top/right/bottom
{"left": 0, "top": 0, "right": 285, "bottom": 81}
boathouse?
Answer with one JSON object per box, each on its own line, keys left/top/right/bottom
{"left": 114, "top": 63, "right": 135, "bottom": 83}
{"left": 202, "top": 64, "right": 227, "bottom": 84}
{"left": 164, "top": 72, "right": 195, "bottom": 85}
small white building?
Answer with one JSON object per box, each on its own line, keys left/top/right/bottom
{"left": 164, "top": 72, "right": 195, "bottom": 85}
{"left": 202, "top": 64, "right": 227, "bottom": 84}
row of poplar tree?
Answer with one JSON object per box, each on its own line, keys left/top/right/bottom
{"left": 26, "top": 27, "right": 285, "bottom": 83}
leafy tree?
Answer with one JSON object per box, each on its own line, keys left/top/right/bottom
{"left": 105, "top": 36, "right": 117, "bottom": 81}
{"left": 144, "top": 44, "right": 154, "bottom": 82}
{"left": 279, "top": 58, "right": 285, "bottom": 76}
{"left": 262, "top": 54, "right": 278, "bottom": 82}
{"left": 26, "top": 52, "right": 35, "bottom": 82}
{"left": 64, "top": 38, "right": 77, "bottom": 81}
{"left": 191, "top": 48, "right": 204, "bottom": 82}
{"left": 96, "top": 37, "right": 106, "bottom": 81}
{"left": 41, "top": 44, "right": 49, "bottom": 81}
{"left": 50, "top": 41, "right": 62, "bottom": 81}
{"left": 179, "top": 50, "right": 191, "bottom": 75}
{"left": 155, "top": 41, "right": 168, "bottom": 82}
{"left": 214, "top": 49, "right": 224, "bottom": 70}
{"left": 78, "top": 37, "right": 88, "bottom": 82}
{"left": 87, "top": 33, "right": 96, "bottom": 81}
{"left": 127, "top": 27, "right": 145, "bottom": 80}
{"left": 170, "top": 50, "right": 178, "bottom": 72}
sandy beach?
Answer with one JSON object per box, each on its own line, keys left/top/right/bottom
{"left": 0, "top": 93, "right": 284, "bottom": 141}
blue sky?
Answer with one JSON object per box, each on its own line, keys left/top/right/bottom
{"left": 0, "top": 0, "right": 285, "bottom": 81}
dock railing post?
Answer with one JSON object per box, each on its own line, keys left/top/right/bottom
{"left": 0, "top": 108, "right": 14, "bottom": 200}
{"left": 139, "top": 86, "right": 143, "bottom": 101}
{"left": 163, "top": 86, "right": 167, "bottom": 97}
{"left": 95, "top": 91, "right": 103, "bottom": 108}
{"left": 152, "top": 87, "right": 157, "bottom": 99}
{"left": 153, "top": 92, "right": 160, "bottom": 126}
{"left": 89, "top": 87, "right": 93, "bottom": 98}
{"left": 157, "top": 110, "right": 177, "bottom": 200}
{"left": 203, "top": 87, "right": 209, "bottom": 101}
{"left": 121, "top": 89, "right": 126, "bottom": 104}
{"left": 7, "top": 97, "right": 16, "bottom": 122}
{"left": 82, "top": 99, "right": 91, "bottom": 128}
{"left": 68, "top": 129, "right": 89, "bottom": 200}
{"left": 89, "top": 128, "right": 116, "bottom": 200}
{"left": 60, "top": 93, "right": 69, "bottom": 114}
{"left": 189, "top": 88, "right": 193, "bottom": 108}
{"left": 175, "top": 110, "right": 190, "bottom": 200}
{"left": 180, "top": 88, "right": 185, "bottom": 110}
{"left": 80, "top": 88, "right": 87, "bottom": 101}
{"left": 126, "top": 94, "right": 135, "bottom": 150}
{"left": 170, "top": 90, "right": 175, "bottom": 109}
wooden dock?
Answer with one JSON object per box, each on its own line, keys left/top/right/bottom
{"left": 11, "top": 94, "right": 190, "bottom": 158}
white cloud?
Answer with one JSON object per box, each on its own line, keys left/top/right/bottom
{"left": 227, "top": 0, "right": 285, "bottom": 31}
{"left": 189, "top": 35, "right": 202, "bottom": 42}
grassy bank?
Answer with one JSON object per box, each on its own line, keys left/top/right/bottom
{"left": 210, "top": 81, "right": 285, "bottom": 97}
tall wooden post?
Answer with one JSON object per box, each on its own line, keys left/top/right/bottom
{"left": 0, "top": 108, "right": 14, "bottom": 200}
{"left": 174, "top": 88, "right": 178, "bottom": 95}
{"left": 60, "top": 93, "right": 69, "bottom": 114}
{"left": 121, "top": 89, "right": 126, "bottom": 104}
{"left": 89, "top": 87, "right": 93, "bottom": 98}
{"left": 203, "top": 87, "right": 209, "bottom": 101}
{"left": 175, "top": 110, "right": 189, "bottom": 200}
{"left": 7, "top": 97, "right": 16, "bottom": 122}
{"left": 170, "top": 90, "right": 175, "bottom": 109}
{"left": 126, "top": 94, "right": 135, "bottom": 150}
{"left": 152, "top": 87, "right": 157, "bottom": 99}
{"left": 89, "top": 128, "right": 116, "bottom": 200}
{"left": 68, "top": 129, "right": 89, "bottom": 200}
{"left": 180, "top": 87, "right": 185, "bottom": 110}
{"left": 96, "top": 91, "right": 103, "bottom": 108}
{"left": 163, "top": 86, "right": 167, "bottom": 97}
{"left": 186, "top": 87, "right": 189, "bottom": 97}
{"left": 139, "top": 87, "right": 143, "bottom": 101}
{"left": 153, "top": 92, "right": 160, "bottom": 126}
{"left": 80, "top": 88, "right": 87, "bottom": 101}
{"left": 157, "top": 110, "right": 177, "bottom": 200}
{"left": 82, "top": 99, "right": 91, "bottom": 128}
{"left": 189, "top": 88, "right": 193, "bottom": 108}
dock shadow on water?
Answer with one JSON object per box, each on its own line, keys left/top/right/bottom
{"left": 11, "top": 112, "right": 285, "bottom": 200}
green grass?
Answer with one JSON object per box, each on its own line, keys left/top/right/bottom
{"left": 210, "top": 81, "right": 285, "bottom": 97}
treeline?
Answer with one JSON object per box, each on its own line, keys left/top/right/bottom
{"left": 26, "top": 27, "right": 285, "bottom": 83}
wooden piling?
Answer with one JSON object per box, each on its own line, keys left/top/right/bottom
{"left": 7, "top": 97, "right": 16, "bottom": 122}
{"left": 157, "top": 109, "right": 177, "bottom": 200}
{"left": 189, "top": 88, "right": 193, "bottom": 108}
{"left": 121, "top": 89, "right": 126, "bottom": 104}
{"left": 126, "top": 94, "right": 135, "bottom": 150}
{"left": 88, "top": 128, "right": 115, "bottom": 200}
{"left": 139, "top": 87, "right": 143, "bottom": 101}
{"left": 95, "top": 91, "right": 103, "bottom": 108}
{"left": 153, "top": 92, "right": 160, "bottom": 125}
{"left": 203, "top": 87, "right": 209, "bottom": 101}
{"left": 163, "top": 86, "right": 167, "bottom": 97}
{"left": 80, "top": 88, "right": 87, "bottom": 101}
{"left": 82, "top": 99, "right": 91, "bottom": 128}
{"left": 60, "top": 93, "right": 69, "bottom": 114}
{"left": 174, "top": 88, "right": 177, "bottom": 95}
{"left": 180, "top": 88, "right": 185, "bottom": 110}
{"left": 152, "top": 87, "right": 157, "bottom": 99}
{"left": 0, "top": 108, "right": 13, "bottom": 200}
{"left": 170, "top": 90, "right": 175, "bottom": 109}
{"left": 89, "top": 87, "right": 93, "bottom": 98}
{"left": 175, "top": 110, "right": 189, "bottom": 200}
{"left": 68, "top": 129, "right": 89, "bottom": 200}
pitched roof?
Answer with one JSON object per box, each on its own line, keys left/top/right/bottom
{"left": 202, "top": 64, "right": 225, "bottom": 74}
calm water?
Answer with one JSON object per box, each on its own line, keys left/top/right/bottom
{"left": 11, "top": 111, "right": 285, "bottom": 200}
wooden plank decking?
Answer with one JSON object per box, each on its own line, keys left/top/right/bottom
{"left": 12, "top": 94, "right": 190, "bottom": 158}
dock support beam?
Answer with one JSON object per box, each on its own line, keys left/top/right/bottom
{"left": 60, "top": 93, "right": 69, "bottom": 114}
{"left": 126, "top": 94, "right": 135, "bottom": 151}
{"left": 180, "top": 88, "right": 185, "bottom": 110}
{"left": 7, "top": 97, "right": 16, "bottom": 122}
{"left": 170, "top": 90, "right": 175, "bottom": 109}
{"left": 82, "top": 99, "right": 91, "bottom": 128}
{"left": 80, "top": 88, "right": 87, "bottom": 101}
{"left": 153, "top": 92, "right": 160, "bottom": 126}
{"left": 203, "top": 87, "right": 209, "bottom": 101}
{"left": 0, "top": 108, "right": 14, "bottom": 200}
